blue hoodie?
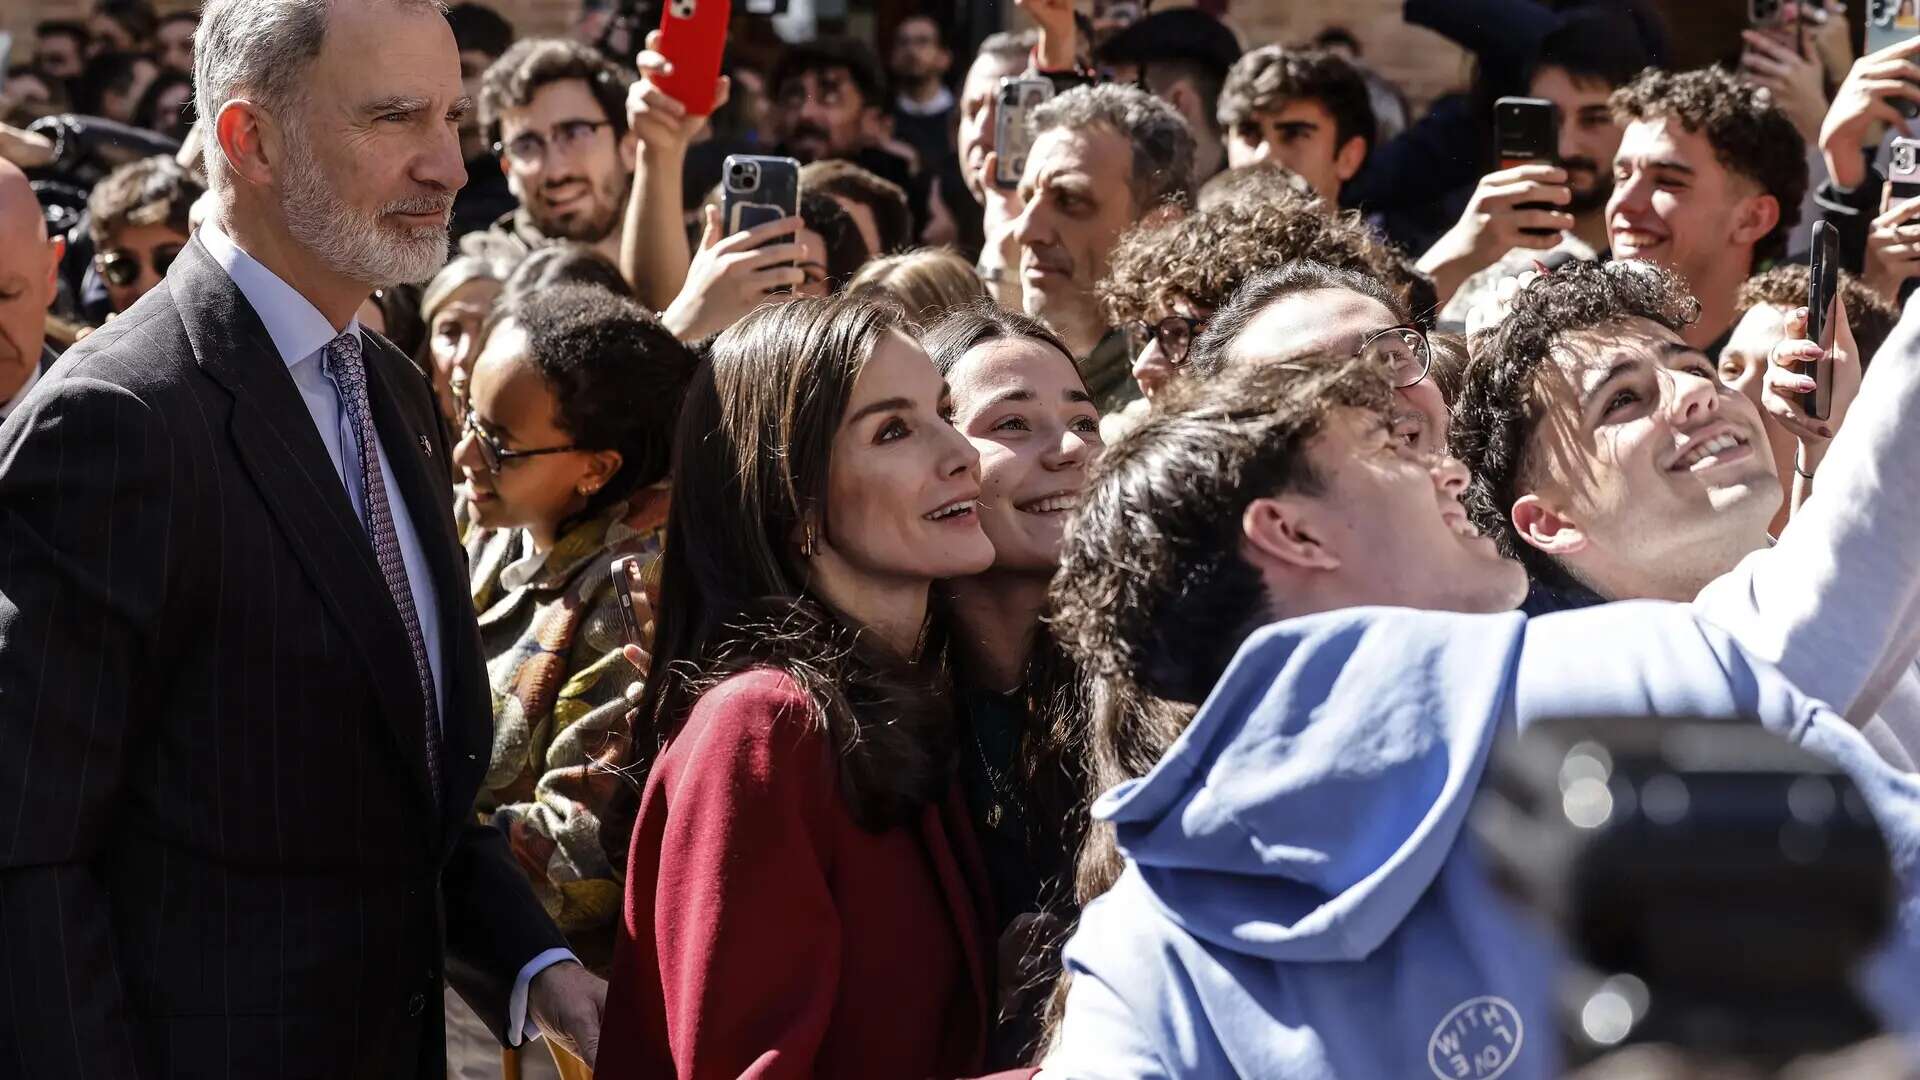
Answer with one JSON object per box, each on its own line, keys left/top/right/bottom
{"left": 1044, "top": 601, "right": 1920, "bottom": 1079}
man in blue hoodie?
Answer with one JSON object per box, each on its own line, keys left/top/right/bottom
{"left": 1040, "top": 285, "right": 1920, "bottom": 1078}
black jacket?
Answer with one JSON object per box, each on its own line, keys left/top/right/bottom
{"left": 0, "top": 237, "right": 566, "bottom": 1078}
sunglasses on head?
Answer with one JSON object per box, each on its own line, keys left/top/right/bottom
{"left": 96, "top": 246, "right": 183, "bottom": 287}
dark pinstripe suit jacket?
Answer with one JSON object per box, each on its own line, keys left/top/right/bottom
{"left": 0, "top": 239, "right": 567, "bottom": 1078}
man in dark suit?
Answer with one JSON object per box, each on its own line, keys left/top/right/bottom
{"left": 0, "top": 159, "right": 61, "bottom": 421}
{"left": 0, "top": 1, "right": 605, "bottom": 1076}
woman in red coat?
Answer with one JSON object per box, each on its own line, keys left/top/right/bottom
{"left": 598, "top": 295, "right": 1002, "bottom": 1078}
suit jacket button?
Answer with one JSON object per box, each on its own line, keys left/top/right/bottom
{"left": 408, "top": 991, "right": 425, "bottom": 1016}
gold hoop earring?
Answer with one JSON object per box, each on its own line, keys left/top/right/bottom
{"left": 801, "top": 520, "right": 818, "bottom": 558}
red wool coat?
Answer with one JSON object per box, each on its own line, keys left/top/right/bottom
{"left": 599, "top": 669, "right": 995, "bottom": 1079}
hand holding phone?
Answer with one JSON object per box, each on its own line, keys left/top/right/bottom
{"left": 1494, "top": 97, "right": 1567, "bottom": 239}
{"left": 993, "top": 77, "right": 1055, "bottom": 190}
{"left": 653, "top": 0, "right": 730, "bottom": 116}
{"left": 1802, "top": 219, "right": 1840, "bottom": 421}
{"left": 610, "top": 555, "right": 654, "bottom": 676}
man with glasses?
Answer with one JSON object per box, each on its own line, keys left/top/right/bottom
{"left": 1098, "top": 199, "right": 1432, "bottom": 438}
{"left": 770, "top": 38, "right": 913, "bottom": 191}
{"left": 84, "top": 155, "right": 204, "bottom": 320}
{"left": 1184, "top": 260, "right": 1449, "bottom": 455}
{"left": 478, "top": 37, "right": 635, "bottom": 264}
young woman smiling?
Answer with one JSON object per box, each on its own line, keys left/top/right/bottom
{"left": 598, "top": 295, "right": 1003, "bottom": 1078}
{"left": 924, "top": 303, "right": 1103, "bottom": 1065}
{"left": 451, "top": 284, "right": 695, "bottom": 974}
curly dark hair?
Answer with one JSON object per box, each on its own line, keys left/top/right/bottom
{"left": 1099, "top": 196, "right": 1408, "bottom": 333}
{"left": 1609, "top": 66, "right": 1806, "bottom": 266}
{"left": 485, "top": 284, "right": 697, "bottom": 519}
{"left": 1051, "top": 349, "right": 1391, "bottom": 708}
{"left": 478, "top": 37, "right": 631, "bottom": 151}
{"left": 1735, "top": 264, "right": 1901, "bottom": 366}
{"left": 1451, "top": 260, "right": 1700, "bottom": 593}
{"left": 1217, "top": 45, "right": 1376, "bottom": 153}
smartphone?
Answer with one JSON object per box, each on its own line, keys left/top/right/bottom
{"left": 1804, "top": 220, "right": 1840, "bottom": 422}
{"left": 1869, "top": 0, "right": 1920, "bottom": 117}
{"left": 721, "top": 153, "right": 799, "bottom": 234}
{"left": 1891, "top": 136, "right": 1920, "bottom": 200}
{"left": 654, "top": 0, "right": 730, "bottom": 116}
{"left": 610, "top": 554, "right": 649, "bottom": 650}
{"left": 1748, "top": 0, "right": 1804, "bottom": 55}
{"left": 1495, "top": 96, "right": 1563, "bottom": 239}
{"left": 993, "top": 77, "right": 1055, "bottom": 190}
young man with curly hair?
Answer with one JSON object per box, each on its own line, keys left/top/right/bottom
{"left": 1451, "top": 259, "right": 1920, "bottom": 771}
{"left": 1034, "top": 283, "right": 1920, "bottom": 1077}
{"left": 1216, "top": 45, "right": 1374, "bottom": 206}
{"left": 1606, "top": 66, "right": 1809, "bottom": 352}
{"left": 1096, "top": 195, "right": 1412, "bottom": 407}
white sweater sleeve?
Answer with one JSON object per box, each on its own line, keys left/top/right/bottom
{"left": 1694, "top": 290, "right": 1920, "bottom": 770}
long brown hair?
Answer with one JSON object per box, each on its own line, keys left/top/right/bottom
{"left": 633, "top": 294, "right": 956, "bottom": 832}
{"left": 923, "top": 302, "right": 1091, "bottom": 892}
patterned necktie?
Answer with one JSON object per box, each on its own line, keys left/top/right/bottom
{"left": 323, "top": 331, "right": 443, "bottom": 802}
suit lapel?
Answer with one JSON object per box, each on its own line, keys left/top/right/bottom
{"left": 361, "top": 333, "right": 494, "bottom": 844}
{"left": 171, "top": 239, "right": 437, "bottom": 823}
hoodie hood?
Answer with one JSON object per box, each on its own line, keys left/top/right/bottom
{"left": 1095, "top": 606, "right": 1530, "bottom": 963}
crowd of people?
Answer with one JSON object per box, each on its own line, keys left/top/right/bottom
{"left": 6, "top": 0, "right": 1920, "bottom": 1077}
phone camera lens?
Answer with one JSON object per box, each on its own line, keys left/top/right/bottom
{"left": 1899, "top": 145, "right": 1917, "bottom": 172}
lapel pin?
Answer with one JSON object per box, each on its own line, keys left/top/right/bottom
{"left": 419, "top": 435, "right": 433, "bottom": 458}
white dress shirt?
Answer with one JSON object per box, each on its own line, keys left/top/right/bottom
{"left": 198, "top": 224, "right": 573, "bottom": 1044}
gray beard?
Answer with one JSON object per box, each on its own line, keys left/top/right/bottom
{"left": 279, "top": 130, "right": 451, "bottom": 287}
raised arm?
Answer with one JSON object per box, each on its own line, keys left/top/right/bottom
{"left": 620, "top": 34, "right": 728, "bottom": 313}
{"left": 1693, "top": 291, "right": 1920, "bottom": 766}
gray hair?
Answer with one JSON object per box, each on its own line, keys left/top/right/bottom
{"left": 1028, "top": 83, "right": 1196, "bottom": 210}
{"left": 194, "top": 0, "right": 446, "bottom": 195}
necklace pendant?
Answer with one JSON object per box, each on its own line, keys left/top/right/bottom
{"left": 986, "top": 800, "right": 1004, "bottom": 829}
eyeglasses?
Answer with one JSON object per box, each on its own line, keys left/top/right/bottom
{"left": 496, "top": 118, "right": 614, "bottom": 167}
{"left": 1357, "top": 324, "right": 1432, "bottom": 389}
{"left": 96, "top": 246, "right": 182, "bottom": 287}
{"left": 1124, "top": 315, "right": 1206, "bottom": 367}
{"left": 461, "top": 407, "right": 579, "bottom": 475}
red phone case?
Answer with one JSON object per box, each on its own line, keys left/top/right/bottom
{"left": 656, "top": 0, "right": 730, "bottom": 117}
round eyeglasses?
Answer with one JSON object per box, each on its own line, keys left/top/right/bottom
{"left": 461, "top": 407, "right": 579, "bottom": 476}
{"left": 1357, "top": 324, "right": 1432, "bottom": 389}
{"left": 1124, "top": 315, "right": 1207, "bottom": 367}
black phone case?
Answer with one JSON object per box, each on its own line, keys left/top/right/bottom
{"left": 1805, "top": 221, "right": 1839, "bottom": 422}
{"left": 1496, "top": 97, "right": 1562, "bottom": 238}
{"left": 610, "top": 555, "right": 646, "bottom": 649}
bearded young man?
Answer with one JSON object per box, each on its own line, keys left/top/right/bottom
{"left": 0, "top": 1, "right": 601, "bottom": 1074}
{"left": 478, "top": 37, "right": 636, "bottom": 265}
